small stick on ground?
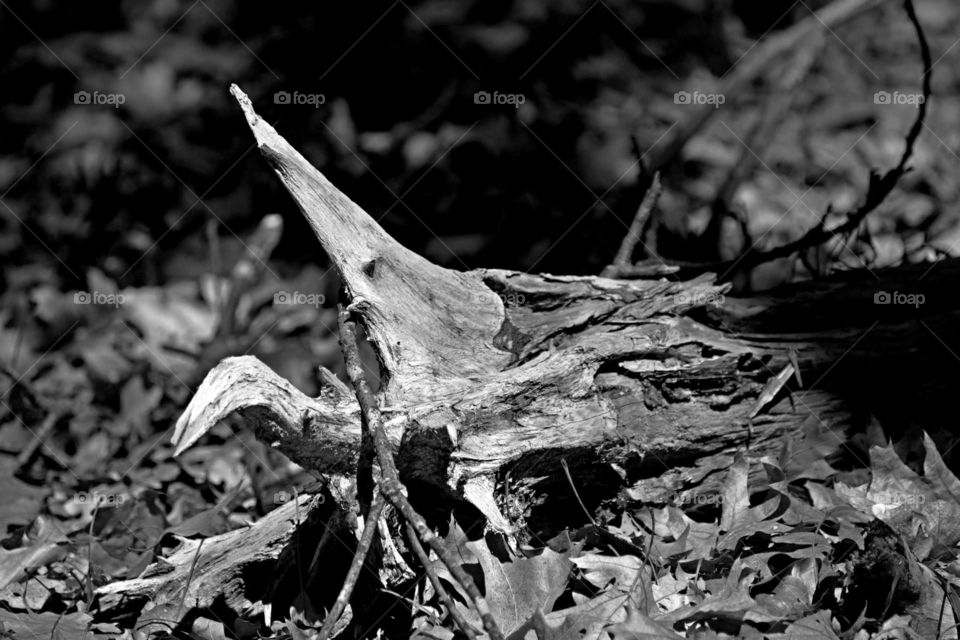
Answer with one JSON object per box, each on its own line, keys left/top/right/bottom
{"left": 716, "top": 32, "right": 825, "bottom": 210}
{"left": 339, "top": 298, "right": 376, "bottom": 516}
{"left": 405, "top": 521, "right": 480, "bottom": 639}
{"left": 647, "top": 0, "right": 931, "bottom": 281}
{"left": 560, "top": 458, "right": 597, "bottom": 528}
{"left": 16, "top": 410, "right": 62, "bottom": 472}
{"left": 317, "top": 491, "right": 386, "bottom": 640}
{"left": 176, "top": 538, "right": 205, "bottom": 620}
{"left": 338, "top": 305, "right": 505, "bottom": 640}
{"left": 603, "top": 173, "right": 662, "bottom": 279}
{"left": 717, "top": 0, "right": 931, "bottom": 276}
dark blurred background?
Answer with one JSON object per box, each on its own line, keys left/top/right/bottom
{"left": 3, "top": 3, "right": 960, "bottom": 633}
{"left": 0, "top": 0, "right": 848, "bottom": 289}
{"left": 2, "top": 0, "right": 958, "bottom": 391}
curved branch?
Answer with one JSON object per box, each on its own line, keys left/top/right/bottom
{"left": 172, "top": 356, "right": 367, "bottom": 475}
{"left": 708, "top": 0, "right": 932, "bottom": 275}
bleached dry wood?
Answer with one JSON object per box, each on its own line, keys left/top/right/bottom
{"left": 172, "top": 86, "right": 960, "bottom": 525}
{"left": 95, "top": 494, "right": 324, "bottom": 622}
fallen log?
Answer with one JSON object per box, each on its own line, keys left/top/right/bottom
{"left": 172, "top": 86, "right": 959, "bottom": 536}
{"left": 95, "top": 493, "right": 335, "bottom": 629}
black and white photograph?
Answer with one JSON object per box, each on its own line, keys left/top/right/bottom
{"left": 1, "top": 1, "right": 959, "bottom": 637}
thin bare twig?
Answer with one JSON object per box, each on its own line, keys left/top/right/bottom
{"left": 317, "top": 492, "right": 386, "bottom": 640}
{"left": 723, "top": 0, "right": 931, "bottom": 274}
{"left": 292, "top": 488, "right": 307, "bottom": 621}
{"left": 656, "top": 0, "right": 931, "bottom": 281}
{"left": 717, "top": 33, "right": 825, "bottom": 210}
{"left": 338, "top": 306, "right": 505, "bottom": 640}
{"left": 339, "top": 296, "right": 376, "bottom": 517}
{"left": 559, "top": 458, "right": 597, "bottom": 527}
{"left": 603, "top": 261, "right": 679, "bottom": 279}
{"left": 604, "top": 173, "right": 662, "bottom": 276}
{"left": 16, "top": 410, "right": 61, "bottom": 472}
{"left": 86, "top": 502, "right": 99, "bottom": 606}
{"left": 405, "top": 521, "right": 480, "bottom": 639}
{"left": 176, "top": 538, "right": 205, "bottom": 620}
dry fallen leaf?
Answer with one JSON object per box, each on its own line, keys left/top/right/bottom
{"left": 835, "top": 433, "right": 960, "bottom": 556}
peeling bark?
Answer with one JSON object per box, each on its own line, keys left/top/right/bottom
{"left": 171, "top": 86, "right": 960, "bottom": 529}
{"left": 95, "top": 494, "right": 330, "bottom": 622}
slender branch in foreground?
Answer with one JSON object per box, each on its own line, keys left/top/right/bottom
{"left": 603, "top": 172, "right": 662, "bottom": 277}
{"left": 560, "top": 458, "right": 597, "bottom": 528}
{"left": 406, "top": 521, "right": 480, "bottom": 639}
{"left": 16, "top": 409, "right": 61, "bottom": 472}
{"left": 717, "top": 34, "right": 824, "bottom": 209}
{"left": 339, "top": 296, "right": 376, "bottom": 517}
{"left": 338, "top": 305, "right": 505, "bottom": 640}
{"left": 317, "top": 492, "right": 386, "bottom": 640}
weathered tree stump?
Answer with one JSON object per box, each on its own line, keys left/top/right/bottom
{"left": 169, "top": 86, "right": 959, "bottom": 536}
{"left": 96, "top": 82, "right": 957, "bottom": 630}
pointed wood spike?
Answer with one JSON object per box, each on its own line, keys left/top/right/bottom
{"left": 230, "top": 85, "right": 509, "bottom": 400}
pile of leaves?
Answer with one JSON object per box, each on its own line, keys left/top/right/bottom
{"left": 5, "top": 296, "right": 960, "bottom": 640}
{"left": 398, "top": 433, "right": 960, "bottom": 640}
{"left": 4, "top": 0, "right": 960, "bottom": 638}
{"left": 2, "top": 203, "right": 959, "bottom": 638}
{"left": 0, "top": 259, "right": 337, "bottom": 637}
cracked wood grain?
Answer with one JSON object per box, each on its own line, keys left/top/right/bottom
{"left": 171, "top": 85, "right": 960, "bottom": 518}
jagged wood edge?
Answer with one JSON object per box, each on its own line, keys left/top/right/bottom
{"left": 172, "top": 86, "right": 960, "bottom": 515}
